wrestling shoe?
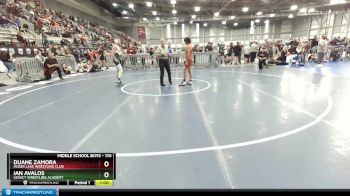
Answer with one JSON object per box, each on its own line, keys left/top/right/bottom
{"left": 179, "top": 81, "right": 187, "bottom": 86}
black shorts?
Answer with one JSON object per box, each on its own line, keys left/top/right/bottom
{"left": 244, "top": 54, "right": 251, "bottom": 58}
{"left": 114, "top": 58, "right": 121, "bottom": 65}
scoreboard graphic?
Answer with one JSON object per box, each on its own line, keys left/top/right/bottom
{"left": 7, "top": 153, "right": 116, "bottom": 186}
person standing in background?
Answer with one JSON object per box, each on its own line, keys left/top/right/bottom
{"left": 233, "top": 42, "right": 242, "bottom": 65}
{"left": 243, "top": 44, "right": 251, "bottom": 64}
{"left": 15, "top": 17, "right": 20, "bottom": 30}
{"left": 156, "top": 39, "right": 172, "bottom": 86}
{"left": 219, "top": 44, "right": 225, "bottom": 65}
{"left": 168, "top": 41, "right": 174, "bottom": 67}
{"left": 204, "top": 42, "right": 213, "bottom": 52}
{"left": 168, "top": 41, "right": 173, "bottom": 54}
{"left": 317, "top": 35, "right": 328, "bottom": 66}
{"left": 205, "top": 42, "right": 213, "bottom": 64}
{"left": 250, "top": 41, "right": 259, "bottom": 63}
{"left": 98, "top": 49, "right": 108, "bottom": 70}
{"left": 227, "top": 43, "right": 234, "bottom": 64}
{"left": 148, "top": 47, "right": 154, "bottom": 56}
{"left": 311, "top": 36, "right": 318, "bottom": 50}
{"left": 35, "top": 50, "right": 45, "bottom": 64}
{"left": 148, "top": 47, "right": 155, "bottom": 66}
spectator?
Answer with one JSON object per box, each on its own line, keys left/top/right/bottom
{"left": 276, "top": 46, "right": 288, "bottom": 65}
{"left": 317, "top": 35, "right": 328, "bottom": 65}
{"left": 56, "top": 46, "right": 64, "bottom": 56}
{"left": 42, "top": 33, "right": 49, "bottom": 47}
{"left": 193, "top": 44, "right": 199, "bottom": 52}
{"left": 0, "top": 16, "right": 10, "bottom": 29}
{"left": 227, "top": 43, "right": 234, "bottom": 64}
{"left": 198, "top": 46, "right": 203, "bottom": 52}
{"left": 296, "top": 43, "right": 305, "bottom": 66}
{"left": 50, "top": 45, "right": 58, "bottom": 56}
{"left": 17, "top": 30, "right": 28, "bottom": 46}
{"left": 75, "top": 59, "right": 88, "bottom": 73}
{"left": 168, "top": 42, "right": 173, "bottom": 54}
{"left": 233, "top": 42, "right": 242, "bottom": 65}
{"left": 22, "top": 23, "right": 29, "bottom": 32}
{"left": 257, "top": 46, "right": 269, "bottom": 70}
{"left": 35, "top": 50, "right": 44, "bottom": 64}
{"left": 243, "top": 44, "right": 251, "bottom": 64}
{"left": 71, "top": 48, "right": 80, "bottom": 63}
{"left": 43, "top": 52, "right": 63, "bottom": 80}
{"left": 205, "top": 42, "right": 213, "bottom": 52}
{"left": 0, "top": 47, "right": 15, "bottom": 78}
{"left": 218, "top": 44, "right": 225, "bottom": 64}
{"left": 97, "top": 49, "right": 108, "bottom": 70}
{"left": 62, "top": 64, "right": 72, "bottom": 75}
{"left": 127, "top": 44, "right": 136, "bottom": 54}
{"left": 15, "top": 17, "right": 20, "bottom": 29}
{"left": 60, "top": 39, "right": 65, "bottom": 47}
{"left": 148, "top": 48, "right": 154, "bottom": 56}
{"left": 250, "top": 41, "right": 259, "bottom": 63}
{"left": 311, "top": 36, "right": 318, "bottom": 49}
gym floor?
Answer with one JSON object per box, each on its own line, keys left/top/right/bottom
{"left": 0, "top": 63, "right": 350, "bottom": 189}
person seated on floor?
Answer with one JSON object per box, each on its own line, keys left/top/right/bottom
{"left": 35, "top": 50, "right": 45, "bottom": 64}
{"left": 257, "top": 46, "right": 270, "bottom": 70}
{"left": 17, "top": 30, "right": 28, "bottom": 47}
{"left": 56, "top": 46, "right": 64, "bottom": 56}
{"left": 275, "top": 46, "right": 288, "bottom": 65}
{"left": 75, "top": 59, "right": 87, "bottom": 73}
{"left": 62, "top": 64, "right": 72, "bottom": 75}
{"left": 0, "top": 47, "right": 15, "bottom": 78}
{"left": 295, "top": 43, "right": 305, "bottom": 66}
{"left": 97, "top": 49, "right": 108, "bottom": 70}
{"left": 84, "top": 60, "right": 94, "bottom": 72}
{"left": 308, "top": 53, "right": 318, "bottom": 63}
{"left": 88, "top": 49, "right": 102, "bottom": 72}
{"left": 267, "top": 56, "right": 277, "bottom": 65}
{"left": 22, "top": 23, "right": 29, "bottom": 33}
{"left": 43, "top": 52, "right": 63, "bottom": 80}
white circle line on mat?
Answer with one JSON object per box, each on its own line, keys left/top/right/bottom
{"left": 121, "top": 78, "right": 211, "bottom": 97}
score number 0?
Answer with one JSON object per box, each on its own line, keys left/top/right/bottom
{"left": 104, "top": 161, "right": 110, "bottom": 178}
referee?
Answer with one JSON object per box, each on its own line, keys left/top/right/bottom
{"left": 156, "top": 39, "right": 172, "bottom": 86}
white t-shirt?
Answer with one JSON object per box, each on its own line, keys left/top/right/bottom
{"left": 244, "top": 46, "right": 251, "bottom": 54}
{"left": 317, "top": 39, "right": 327, "bottom": 53}
{"left": 250, "top": 43, "right": 258, "bottom": 52}
{"left": 35, "top": 54, "right": 44, "bottom": 63}
{"left": 156, "top": 46, "right": 169, "bottom": 58}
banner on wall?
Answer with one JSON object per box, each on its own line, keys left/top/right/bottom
{"left": 136, "top": 26, "right": 146, "bottom": 42}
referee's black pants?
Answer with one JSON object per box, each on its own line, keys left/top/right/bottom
{"left": 159, "top": 59, "right": 172, "bottom": 85}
